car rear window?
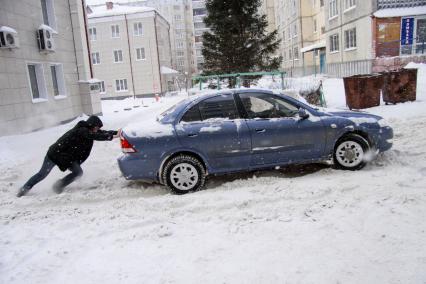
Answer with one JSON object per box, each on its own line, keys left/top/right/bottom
{"left": 199, "top": 96, "right": 238, "bottom": 120}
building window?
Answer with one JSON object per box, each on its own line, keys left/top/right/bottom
{"left": 136, "top": 48, "right": 145, "bottom": 60}
{"left": 178, "top": 59, "right": 184, "bottom": 66}
{"left": 344, "top": 28, "right": 357, "bottom": 49}
{"left": 133, "top": 22, "right": 143, "bottom": 36}
{"left": 344, "top": 0, "right": 356, "bottom": 11}
{"left": 289, "top": 48, "right": 292, "bottom": 60}
{"left": 99, "top": 81, "right": 105, "bottom": 94}
{"left": 177, "top": 51, "right": 185, "bottom": 57}
{"left": 40, "top": 0, "right": 57, "bottom": 30}
{"left": 50, "top": 64, "right": 66, "bottom": 97}
{"left": 293, "top": 23, "right": 297, "bottom": 37}
{"left": 92, "top": 52, "right": 100, "bottom": 65}
{"left": 330, "top": 34, "right": 339, "bottom": 52}
{"left": 111, "top": 25, "right": 120, "bottom": 38}
{"left": 174, "top": 15, "right": 182, "bottom": 21}
{"left": 294, "top": 47, "right": 299, "bottom": 59}
{"left": 27, "top": 63, "right": 48, "bottom": 101}
{"left": 89, "top": 27, "right": 97, "bottom": 41}
{"left": 329, "top": 0, "right": 338, "bottom": 19}
{"left": 314, "top": 19, "right": 317, "bottom": 33}
{"left": 177, "top": 41, "right": 184, "bottom": 48}
{"left": 115, "top": 79, "right": 128, "bottom": 92}
{"left": 113, "top": 50, "right": 123, "bottom": 63}
{"left": 320, "top": 0, "right": 324, "bottom": 7}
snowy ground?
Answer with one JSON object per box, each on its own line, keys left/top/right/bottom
{"left": 1, "top": 68, "right": 426, "bottom": 283}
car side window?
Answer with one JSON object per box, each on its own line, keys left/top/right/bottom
{"left": 239, "top": 93, "right": 299, "bottom": 119}
{"left": 199, "top": 96, "right": 238, "bottom": 120}
{"left": 181, "top": 104, "right": 201, "bottom": 123}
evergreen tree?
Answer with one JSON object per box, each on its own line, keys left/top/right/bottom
{"left": 201, "top": 0, "right": 282, "bottom": 76}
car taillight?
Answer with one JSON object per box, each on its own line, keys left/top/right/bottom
{"left": 119, "top": 130, "right": 137, "bottom": 153}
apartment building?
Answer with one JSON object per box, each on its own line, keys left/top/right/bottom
{"left": 192, "top": 0, "right": 209, "bottom": 73}
{"left": 274, "top": 0, "right": 322, "bottom": 76}
{"left": 87, "top": 2, "right": 175, "bottom": 98}
{"left": 143, "top": 0, "right": 197, "bottom": 76}
{"left": 324, "top": 0, "right": 377, "bottom": 77}
{"left": 0, "top": 0, "right": 101, "bottom": 136}
{"left": 87, "top": 0, "right": 196, "bottom": 80}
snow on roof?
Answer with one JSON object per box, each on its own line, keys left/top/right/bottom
{"left": 78, "top": 78, "right": 102, "bottom": 84}
{"left": 301, "top": 40, "right": 326, "bottom": 53}
{"left": 86, "top": 0, "right": 141, "bottom": 5}
{"left": 374, "top": 6, "right": 426, "bottom": 18}
{"left": 88, "top": 3, "right": 155, "bottom": 18}
{"left": 161, "top": 66, "right": 179, "bottom": 75}
{"left": 0, "top": 26, "right": 17, "bottom": 34}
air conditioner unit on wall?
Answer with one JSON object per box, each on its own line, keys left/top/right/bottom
{"left": 0, "top": 26, "right": 19, "bottom": 49}
{"left": 37, "top": 24, "right": 55, "bottom": 53}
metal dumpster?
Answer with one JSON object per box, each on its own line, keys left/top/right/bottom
{"left": 382, "top": 69, "right": 417, "bottom": 104}
{"left": 343, "top": 74, "right": 382, "bottom": 109}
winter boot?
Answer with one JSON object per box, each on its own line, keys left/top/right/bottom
{"left": 52, "top": 180, "right": 65, "bottom": 194}
{"left": 16, "top": 186, "right": 30, "bottom": 198}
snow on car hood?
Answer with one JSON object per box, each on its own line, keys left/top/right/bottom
{"left": 123, "top": 119, "right": 174, "bottom": 138}
{"left": 325, "top": 110, "right": 382, "bottom": 125}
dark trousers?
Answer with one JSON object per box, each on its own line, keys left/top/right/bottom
{"left": 23, "top": 156, "right": 83, "bottom": 190}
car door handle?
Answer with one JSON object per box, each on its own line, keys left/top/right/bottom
{"left": 255, "top": 129, "right": 266, "bottom": 133}
{"left": 187, "top": 133, "right": 198, "bottom": 137}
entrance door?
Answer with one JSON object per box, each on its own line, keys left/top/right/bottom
{"left": 320, "top": 52, "right": 326, "bottom": 74}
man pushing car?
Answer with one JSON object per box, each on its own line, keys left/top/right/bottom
{"left": 17, "top": 116, "right": 118, "bottom": 197}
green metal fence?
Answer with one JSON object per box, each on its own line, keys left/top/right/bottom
{"left": 192, "top": 71, "right": 286, "bottom": 90}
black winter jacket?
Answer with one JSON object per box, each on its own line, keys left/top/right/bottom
{"left": 47, "top": 121, "right": 115, "bottom": 171}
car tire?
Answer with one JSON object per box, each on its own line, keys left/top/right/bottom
{"left": 162, "top": 155, "right": 206, "bottom": 194}
{"left": 333, "top": 133, "right": 370, "bottom": 171}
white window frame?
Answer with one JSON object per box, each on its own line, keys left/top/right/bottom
{"left": 133, "top": 22, "right": 143, "bottom": 36}
{"left": 115, "top": 79, "right": 128, "bottom": 92}
{"left": 136, "top": 47, "right": 146, "bottom": 61}
{"left": 293, "top": 47, "right": 299, "bottom": 60}
{"left": 329, "top": 33, "right": 340, "bottom": 53}
{"left": 92, "top": 52, "right": 100, "bottom": 65}
{"left": 26, "top": 62, "right": 48, "bottom": 103}
{"left": 113, "top": 50, "right": 123, "bottom": 63}
{"left": 89, "top": 27, "right": 97, "bottom": 41}
{"left": 40, "top": 0, "right": 57, "bottom": 31}
{"left": 329, "top": 0, "right": 338, "bottom": 20}
{"left": 111, "top": 25, "right": 120, "bottom": 38}
{"left": 344, "top": 0, "right": 356, "bottom": 12}
{"left": 99, "top": 81, "right": 106, "bottom": 94}
{"left": 49, "top": 63, "right": 67, "bottom": 98}
{"left": 344, "top": 28, "right": 357, "bottom": 50}
{"left": 314, "top": 19, "right": 318, "bottom": 33}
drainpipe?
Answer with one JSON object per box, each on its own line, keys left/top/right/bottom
{"left": 124, "top": 14, "right": 137, "bottom": 99}
{"left": 154, "top": 12, "right": 163, "bottom": 94}
{"left": 81, "top": 0, "right": 93, "bottom": 78}
{"left": 299, "top": 0, "right": 305, "bottom": 76}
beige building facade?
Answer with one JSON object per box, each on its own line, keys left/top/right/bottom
{"left": 0, "top": 0, "right": 101, "bottom": 136}
{"left": 88, "top": 3, "right": 174, "bottom": 98}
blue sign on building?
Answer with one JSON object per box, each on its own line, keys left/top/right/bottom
{"left": 401, "top": 18, "right": 414, "bottom": 45}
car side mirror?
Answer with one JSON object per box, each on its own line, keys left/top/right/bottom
{"left": 298, "top": 108, "right": 309, "bottom": 120}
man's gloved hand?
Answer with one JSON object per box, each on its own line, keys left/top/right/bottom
{"left": 107, "top": 130, "right": 119, "bottom": 139}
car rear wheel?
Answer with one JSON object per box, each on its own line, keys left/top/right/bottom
{"left": 333, "top": 134, "right": 369, "bottom": 170}
{"left": 162, "top": 155, "right": 206, "bottom": 194}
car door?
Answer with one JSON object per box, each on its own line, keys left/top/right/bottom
{"left": 236, "top": 92, "right": 326, "bottom": 167}
{"left": 175, "top": 95, "right": 251, "bottom": 173}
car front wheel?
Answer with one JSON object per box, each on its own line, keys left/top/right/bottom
{"left": 333, "top": 134, "right": 370, "bottom": 170}
{"left": 162, "top": 155, "right": 206, "bottom": 194}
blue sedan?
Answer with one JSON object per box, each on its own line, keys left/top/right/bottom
{"left": 118, "top": 89, "right": 393, "bottom": 194}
